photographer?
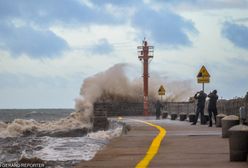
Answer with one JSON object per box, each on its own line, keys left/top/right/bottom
{"left": 207, "top": 90, "right": 218, "bottom": 127}
{"left": 191, "top": 90, "right": 207, "bottom": 125}
{"left": 155, "top": 100, "right": 163, "bottom": 120}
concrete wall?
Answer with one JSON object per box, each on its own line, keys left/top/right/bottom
{"left": 93, "top": 98, "right": 248, "bottom": 120}
{"left": 163, "top": 102, "right": 195, "bottom": 114}
{"left": 94, "top": 102, "right": 144, "bottom": 116}
{"left": 216, "top": 98, "right": 245, "bottom": 115}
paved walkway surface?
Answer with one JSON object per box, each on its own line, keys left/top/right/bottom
{"left": 76, "top": 117, "right": 248, "bottom": 168}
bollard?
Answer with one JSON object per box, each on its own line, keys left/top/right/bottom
{"left": 222, "top": 115, "right": 239, "bottom": 138}
{"left": 179, "top": 113, "right": 187, "bottom": 121}
{"left": 228, "top": 124, "right": 248, "bottom": 161}
{"left": 162, "top": 111, "right": 168, "bottom": 119}
{"left": 188, "top": 113, "right": 196, "bottom": 122}
{"left": 171, "top": 113, "right": 177, "bottom": 120}
{"left": 216, "top": 114, "right": 227, "bottom": 127}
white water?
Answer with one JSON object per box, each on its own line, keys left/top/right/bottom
{"left": 29, "top": 126, "right": 123, "bottom": 161}
{"left": 0, "top": 102, "right": 92, "bottom": 138}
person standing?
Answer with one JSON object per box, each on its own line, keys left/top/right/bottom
{"left": 207, "top": 90, "right": 218, "bottom": 127}
{"left": 244, "top": 92, "right": 248, "bottom": 107}
{"left": 245, "top": 92, "right": 248, "bottom": 102}
{"left": 244, "top": 92, "right": 248, "bottom": 116}
{"left": 192, "top": 90, "right": 207, "bottom": 125}
{"left": 155, "top": 100, "right": 163, "bottom": 120}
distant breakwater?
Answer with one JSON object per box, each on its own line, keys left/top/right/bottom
{"left": 0, "top": 108, "right": 73, "bottom": 122}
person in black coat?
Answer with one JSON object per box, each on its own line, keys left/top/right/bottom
{"left": 207, "top": 90, "right": 218, "bottom": 127}
{"left": 155, "top": 100, "right": 163, "bottom": 120}
{"left": 244, "top": 92, "right": 248, "bottom": 115}
{"left": 192, "top": 90, "right": 207, "bottom": 125}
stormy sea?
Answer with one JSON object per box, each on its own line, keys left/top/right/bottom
{"left": 0, "top": 64, "right": 193, "bottom": 168}
{"left": 0, "top": 108, "right": 123, "bottom": 168}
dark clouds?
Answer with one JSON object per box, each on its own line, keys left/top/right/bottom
{"left": 156, "top": 0, "right": 248, "bottom": 10}
{"left": 132, "top": 7, "right": 197, "bottom": 46}
{"left": 0, "top": 0, "right": 118, "bottom": 58}
{"left": 0, "top": 0, "right": 200, "bottom": 57}
{"left": 91, "top": 0, "right": 198, "bottom": 46}
{"left": 91, "top": 0, "right": 139, "bottom": 6}
{"left": 0, "top": 0, "right": 119, "bottom": 26}
{"left": 0, "top": 22, "right": 68, "bottom": 57}
{"left": 92, "top": 0, "right": 248, "bottom": 10}
{"left": 222, "top": 21, "right": 248, "bottom": 49}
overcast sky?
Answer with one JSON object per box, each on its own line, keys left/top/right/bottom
{"left": 0, "top": 0, "right": 248, "bottom": 108}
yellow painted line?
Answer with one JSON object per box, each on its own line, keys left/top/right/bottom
{"left": 134, "top": 120, "right": 166, "bottom": 168}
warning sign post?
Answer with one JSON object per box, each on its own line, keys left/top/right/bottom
{"left": 197, "top": 65, "right": 210, "bottom": 91}
{"left": 158, "top": 85, "right": 166, "bottom": 101}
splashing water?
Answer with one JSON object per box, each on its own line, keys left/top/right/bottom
{"left": 0, "top": 63, "right": 194, "bottom": 138}
{"left": 0, "top": 101, "right": 92, "bottom": 138}
{"left": 30, "top": 125, "right": 123, "bottom": 161}
{"left": 76, "top": 63, "right": 195, "bottom": 105}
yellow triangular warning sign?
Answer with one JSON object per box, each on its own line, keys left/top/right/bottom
{"left": 197, "top": 66, "right": 210, "bottom": 78}
{"left": 158, "top": 85, "right": 166, "bottom": 95}
{"left": 158, "top": 85, "right": 165, "bottom": 92}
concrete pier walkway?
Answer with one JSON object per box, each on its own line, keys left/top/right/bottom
{"left": 76, "top": 117, "right": 248, "bottom": 168}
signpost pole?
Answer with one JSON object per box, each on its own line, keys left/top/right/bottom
{"left": 202, "top": 83, "right": 205, "bottom": 92}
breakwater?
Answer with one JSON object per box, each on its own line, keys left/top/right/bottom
{"left": 93, "top": 98, "right": 248, "bottom": 120}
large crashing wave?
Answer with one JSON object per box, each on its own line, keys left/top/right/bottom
{"left": 0, "top": 63, "right": 195, "bottom": 138}
{"left": 76, "top": 63, "right": 195, "bottom": 105}
{"left": 0, "top": 101, "right": 92, "bottom": 138}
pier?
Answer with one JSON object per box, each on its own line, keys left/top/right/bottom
{"left": 76, "top": 116, "right": 248, "bottom": 168}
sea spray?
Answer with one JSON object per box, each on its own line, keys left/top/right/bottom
{"left": 0, "top": 63, "right": 194, "bottom": 138}
{"left": 76, "top": 63, "right": 195, "bottom": 105}
{"left": 78, "top": 63, "right": 143, "bottom": 103}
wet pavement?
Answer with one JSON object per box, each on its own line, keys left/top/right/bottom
{"left": 76, "top": 116, "right": 248, "bottom": 168}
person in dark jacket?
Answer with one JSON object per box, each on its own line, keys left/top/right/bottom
{"left": 207, "top": 90, "right": 218, "bottom": 127}
{"left": 244, "top": 92, "right": 248, "bottom": 115}
{"left": 155, "top": 100, "right": 163, "bottom": 120}
{"left": 244, "top": 92, "right": 248, "bottom": 105}
{"left": 192, "top": 90, "right": 207, "bottom": 125}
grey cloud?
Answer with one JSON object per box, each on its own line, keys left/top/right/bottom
{"left": 132, "top": 7, "right": 198, "bottom": 47}
{"left": 91, "top": 0, "right": 141, "bottom": 6}
{"left": 0, "top": 0, "right": 201, "bottom": 57}
{"left": 156, "top": 0, "right": 248, "bottom": 10}
{"left": 0, "top": 0, "right": 119, "bottom": 26}
{"left": 222, "top": 21, "right": 248, "bottom": 49}
{"left": 0, "top": 22, "right": 68, "bottom": 57}
{"left": 0, "top": 0, "right": 123, "bottom": 57}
